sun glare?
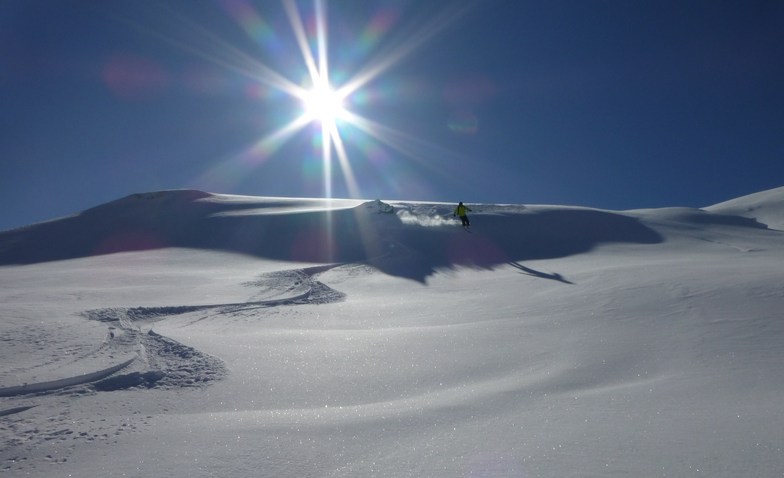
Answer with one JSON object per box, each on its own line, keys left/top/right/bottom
{"left": 176, "top": 0, "right": 473, "bottom": 198}
{"left": 302, "top": 81, "right": 345, "bottom": 125}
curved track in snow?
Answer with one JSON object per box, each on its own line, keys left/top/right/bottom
{"left": 0, "top": 265, "right": 344, "bottom": 399}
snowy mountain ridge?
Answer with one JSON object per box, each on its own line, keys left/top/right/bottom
{"left": 2, "top": 186, "right": 780, "bottom": 280}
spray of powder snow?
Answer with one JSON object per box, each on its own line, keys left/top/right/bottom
{"left": 396, "top": 210, "right": 459, "bottom": 227}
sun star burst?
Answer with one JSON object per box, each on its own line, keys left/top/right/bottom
{"left": 178, "top": 0, "right": 473, "bottom": 199}
{"left": 302, "top": 80, "right": 345, "bottom": 126}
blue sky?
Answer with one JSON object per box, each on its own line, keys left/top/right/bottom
{"left": 2, "top": 0, "right": 783, "bottom": 232}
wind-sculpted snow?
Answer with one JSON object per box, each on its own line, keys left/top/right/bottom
{"left": 0, "top": 189, "right": 666, "bottom": 281}
{"left": 706, "top": 185, "right": 784, "bottom": 230}
{"left": 0, "top": 358, "right": 137, "bottom": 397}
{"left": 1, "top": 187, "right": 784, "bottom": 477}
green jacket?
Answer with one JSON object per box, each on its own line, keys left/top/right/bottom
{"left": 454, "top": 204, "right": 471, "bottom": 216}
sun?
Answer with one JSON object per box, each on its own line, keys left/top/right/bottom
{"left": 301, "top": 80, "right": 346, "bottom": 126}
{"left": 181, "top": 0, "right": 472, "bottom": 199}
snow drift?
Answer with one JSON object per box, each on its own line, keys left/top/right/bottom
{"left": 0, "top": 190, "right": 665, "bottom": 282}
{"left": 1, "top": 186, "right": 783, "bottom": 477}
{"left": 706, "top": 185, "right": 784, "bottom": 230}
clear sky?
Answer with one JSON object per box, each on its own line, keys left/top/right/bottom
{"left": 2, "top": 0, "right": 783, "bottom": 232}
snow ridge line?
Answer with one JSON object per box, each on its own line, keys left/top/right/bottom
{"left": 0, "top": 357, "right": 136, "bottom": 397}
{"left": 0, "top": 405, "right": 37, "bottom": 417}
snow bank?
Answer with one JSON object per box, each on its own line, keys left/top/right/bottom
{"left": 706, "top": 185, "right": 784, "bottom": 230}
{"left": 0, "top": 190, "right": 665, "bottom": 282}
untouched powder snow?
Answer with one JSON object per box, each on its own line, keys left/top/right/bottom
{"left": 706, "top": 185, "right": 784, "bottom": 231}
{"left": 1, "top": 187, "right": 783, "bottom": 477}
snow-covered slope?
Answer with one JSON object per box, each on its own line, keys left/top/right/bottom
{"left": 705, "top": 185, "right": 784, "bottom": 230}
{"left": 0, "top": 190, "right": 664, "bottom": 282}
{"left": 1, "top": 187, "right": 783, "bottom": 477}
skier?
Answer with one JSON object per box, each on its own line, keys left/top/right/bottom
{"left": 454, "top": 202, "right": 472, "bottom": 228}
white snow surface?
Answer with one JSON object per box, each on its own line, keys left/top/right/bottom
{"left": 705, "top": 185, "right": 784, "bottom": 231}
{"left": 1, "top": 188, "right": 783, "bottom": 477}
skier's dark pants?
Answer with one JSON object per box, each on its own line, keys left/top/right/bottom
{"left": 459, "top": 215, "right": 469, "bottom": 227}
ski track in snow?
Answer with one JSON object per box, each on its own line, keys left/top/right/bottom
{"left": 0, "top": 264, "right": 345, "bottom": 473}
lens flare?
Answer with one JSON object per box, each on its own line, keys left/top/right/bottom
{"left": 301, "top": 80, "right": 346, "bottom": 125}
{"left": 134, "top": 1, "right": 476, "bottom": 198}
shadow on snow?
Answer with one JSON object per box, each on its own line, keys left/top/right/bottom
{"left": 0, "top": 190, "right": 665, "bottom": 282}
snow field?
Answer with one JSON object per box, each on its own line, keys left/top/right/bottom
{"left": 1, "top": 188, "right": 783, "bottom": 476}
